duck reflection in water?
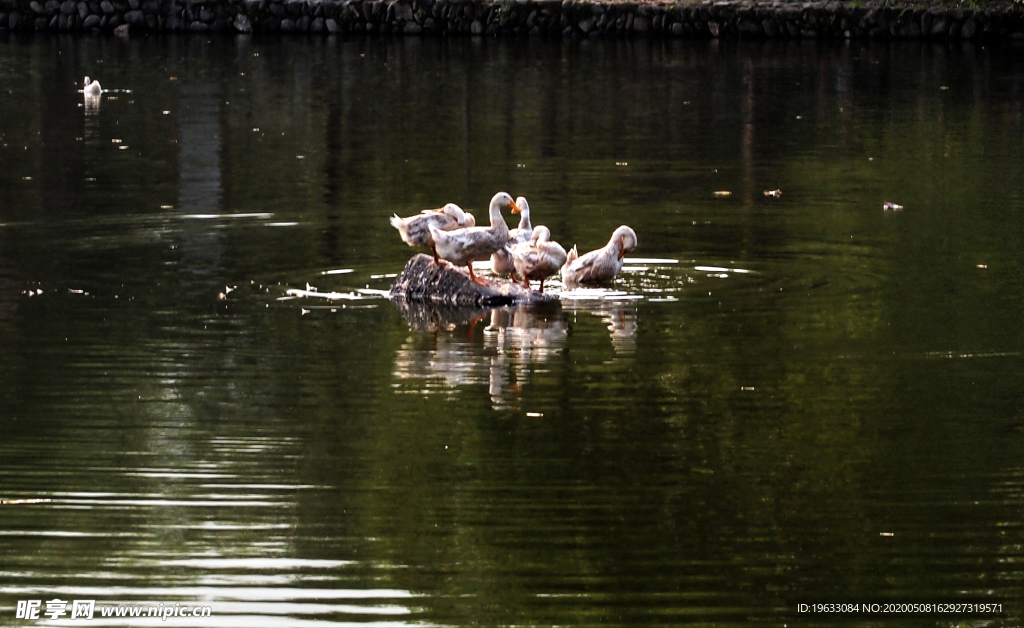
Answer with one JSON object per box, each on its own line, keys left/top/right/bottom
{"left": 84, "top": 92, "right": 101, "bottom": 116}
{"left": 83, "top": 89, "right": 101, "bottom": 139}
{"left": 564, "top": 300, "right": 638, "bottom": 360}
{"left": 483, "top": 306, "right": 566, "bottom": 408}
{"left": 391, "top": 300, "right": 566, "bottom": 410}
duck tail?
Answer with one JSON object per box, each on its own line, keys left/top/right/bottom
{"left": 389, "top": 214, "right": 404, "bottom": 231}
{"left": 564, "top": 245, "right": 578, "bottom": 268}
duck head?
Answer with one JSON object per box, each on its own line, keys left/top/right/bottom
{"left": 612, "top": 225, "right": 638, "bottom": 260}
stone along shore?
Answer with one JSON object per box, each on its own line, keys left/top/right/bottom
{"left": 2, "top": 0, "right": 1024, "bottom": 41}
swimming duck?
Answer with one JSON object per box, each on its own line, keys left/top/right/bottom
{"left": 490, "top": 196, "right": 533, "bottom": 276}
{"left": 511, "top": 225, "right": 567, "bottom": 292}
{"left": 391, "top": 203, "right": 476, "bottom": 264}
{"left": 83, "top": 76, "right": 102, "bottom": 97}
{"left": 561, "top": 225, "right": 638, "bottom": 285}
{"left": 429, "top": 192, "right": 519, "bottom": 286}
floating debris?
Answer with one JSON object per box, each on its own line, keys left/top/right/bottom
{"left": 1, "top": 498, "right": 51, "bottom": 505}
{"left": 713, "top": 191, "right": 732, "bottom": 197}
{"left": 763, "top": 189, "right": 782, "bottom": 197}
{"left": 285, "top": 288, "right": 370, "bottom": 301}
{"left": 321, "top": 269, "right": 354, "bottom": 275}
{"left": 883, "top": 201, "right": 904, "bottom": 211}
{"left": 977, "top": 264, "right": 988, "bottom": 269}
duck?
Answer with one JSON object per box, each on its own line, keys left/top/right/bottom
{"left": 83, "top": 76, "right": 102, "bottom": 97}
{"left": 429, "top": 192, "right": 519, "bottom": 286}
{"left": 561, "top": 225, "right": 638, "bottom": 286}
{"left": 510, "top": 225, "right": 567, "bottom": 292}
{"left": 490, "top": 195, "right": 533, "bottom": 276}
{"left": 391, "top": 203, "right": 476, "bottom": 264}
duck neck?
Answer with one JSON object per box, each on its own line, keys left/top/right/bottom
{"left": 606, "top": 234, "right": 622, "bottom": 255}
{"left": 518, "top": 210, "right": 531, "bottom": 231}
{"left": 488, "top": 203, "right": 508, "bottom": 232}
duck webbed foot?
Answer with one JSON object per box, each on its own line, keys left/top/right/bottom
{"left": 468, "top": 265, "right": 489, "bottom": 287}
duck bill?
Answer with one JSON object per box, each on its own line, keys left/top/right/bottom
{"left": 509, "top": 201, "right": 521, "bottom": 214}
{"left": 618, "top": 238, "right": 627, "bottom": 260}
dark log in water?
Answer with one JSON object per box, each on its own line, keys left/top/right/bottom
{"left": 389, "top": 254, "right": 558, "bottom": 308}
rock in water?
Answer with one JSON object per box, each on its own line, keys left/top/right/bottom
{"left": 389, "top": 254, "right": 558, "bottom": 307}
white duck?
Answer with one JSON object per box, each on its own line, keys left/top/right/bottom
{"left": 490, "top": 195, "right": 533, "bottom": 276}
{"left": 510, "top": 225, "right": 567, "bottom": 292}
{"left": 83, "top": 76, "right": 102, "bottom": 97}
{"left": 429, "top": 192, "right": 519, "bottom": 286}
{"left": 561, "top": 225, "right": 638, "bottom": 285}
{"left": 391, "top": 203, "right": 476, "bottom": 264}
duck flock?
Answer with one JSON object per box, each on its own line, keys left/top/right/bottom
{"left": 391, "top": 191, "right": 638, "bottom": 293}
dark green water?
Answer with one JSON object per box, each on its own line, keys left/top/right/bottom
{"left": 2, "top": 32, "right": 1024, "bottom": 627}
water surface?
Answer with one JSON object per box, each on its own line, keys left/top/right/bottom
{"left": 2, "top": 32, "right": 1024, "bottom": 627}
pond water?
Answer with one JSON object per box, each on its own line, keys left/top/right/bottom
{"left": 2, "top": 31, "right": 1024, "bottom": 627}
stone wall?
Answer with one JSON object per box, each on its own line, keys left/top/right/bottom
{"left": 2, "top": 0, "right": 1023, "bottom": 41}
